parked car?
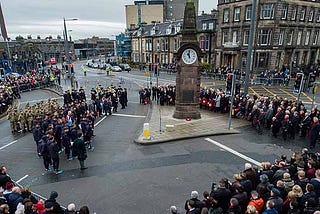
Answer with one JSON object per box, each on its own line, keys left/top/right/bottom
{"left": 119, "top": 63, "right": 131, "bottom": 71}
{"left": 111, "top": 66, "right": 122, "bottom": 72}
{"left": 92, "top": 63, "right": 99, "bottom": 69}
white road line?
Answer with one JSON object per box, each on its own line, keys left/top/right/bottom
{"left": 94, "top": 116, "right": 107, "bottom": 127}
{"left": 204, "top": 138, "right": 261, "bottom": 167}
{"left": 113, "top": 113, "right": 146, "bottom": 118}
{"left": 16, "top": 175, "right": 29, "bottom": 184}
{"left": 0, "top": 140, "right": 18, "bottom": 150}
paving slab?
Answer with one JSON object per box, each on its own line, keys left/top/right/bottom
{"left": 135, "top": 104, "right": 249, "bottom": 144}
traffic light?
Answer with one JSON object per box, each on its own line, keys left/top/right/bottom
{"left": 235, "top": 83, "right": 241, "bottom": 95}
{"left": 226, "top": 74, "right": 233, "bottom": 95}
{"left": 70, "top": 64, "right": 74, "bottom": 73}
{"left": 308, "top": 73, "right": 316, "bottom": 88}
{"left": 294, "top": 73, "right": 303, "bottom": 93}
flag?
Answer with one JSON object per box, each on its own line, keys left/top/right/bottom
{"left": 0, "top": 2, "right": 8, "bottom": 41}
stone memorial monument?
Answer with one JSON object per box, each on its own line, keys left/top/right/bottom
{"left": 173, "top": 1, "right": 201, "bottom": 119}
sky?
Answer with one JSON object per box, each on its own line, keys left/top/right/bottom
{"left": 1, "top": 0, "right": 217, "bottom": 40}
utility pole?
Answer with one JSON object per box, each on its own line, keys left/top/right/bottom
{"left": 244, "top": 0, "right": 258, "bottom": 95}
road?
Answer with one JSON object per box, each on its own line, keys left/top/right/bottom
{"left": 0, "top": 61, "right": 312, "bottom": 214}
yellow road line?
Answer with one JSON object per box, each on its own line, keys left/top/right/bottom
{"left": 301, "top": 92, "right": 313, "bottom": 102}
{"left": 278, "top": 88, "right": 296, "bottom": 99}
{"left": 249, "top": 87, "right": 260, "bottom": 97}
{"left": 261, "top": 86, "right": 277, "bottom": 96}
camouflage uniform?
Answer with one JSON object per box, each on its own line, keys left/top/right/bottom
{"left": 7, "top": 108, "right": 17, "bottom": 133}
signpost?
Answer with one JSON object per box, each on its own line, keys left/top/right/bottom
{"left": 228, "top": 73, "right": 235, "bottom": 130}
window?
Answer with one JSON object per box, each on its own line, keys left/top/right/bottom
{"left": 258, "top": 29, "right": 272, "bottom": 45}
{"left": 309, "top": 8, "right": 314, "bottom": 22}
{"left": 260, "top": 4, "right": 274, "bottom": 19}
{"left": 174, "top": 38, "right": 179, "bottom": 51}
{"left": 305, "top": 30, "right": 310, "bottom": 45}
{"left": 243, "top": 30, "right": 249, "bottom": 45}
{"left": 222, "top": 31, "right": 229, "bottom": 45}
{"left": 287, "top": 30, "right": 293, "bottom": 45}
{"left": 156, "top": 40, "right": 160, "bottom": 51}
{"left": 232, "top": 31, "right": 238, "bottom": 44}
{"left": 300, "top": 7, "right": 306, "bottom": 21}
{"left": 209, "top": 22, "right": 214, "bottom": 30}
{"left": 281, "top": 4, "right": 288, "bottom": 19}
{"left": 234, "top": 7, "right": 240, "bottom": 22}
{"left": 202, "top": 23, "right": 207, "bottom": 30}
{"left": 278, "top": 30, "right": 284, "bottom": 45}
{"left": 291, "top": 6, "right": 297, "bottom": 20}
{"left": 205, "top": 35, "right": 210, "bottom": 50}
{"left": 313, "top": 30, "right": 319, "bottom": 45}
{"left": 317, "top": 9, "right": 320, "bottom": 22}
{"left": 297, "top": 31, "right": 302, "bottom": 45}
{"left": 223, "top": 9, "right": 230, "bottom": 23}
{"left": 200, "top": 36, "right": 205, "bottom": 50}
{"left": 245, "top": 5, "right": 252, "bottom": 21}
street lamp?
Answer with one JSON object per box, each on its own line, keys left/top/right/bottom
{"left": 63, "top": 18, "right": 78, "bottom": 64}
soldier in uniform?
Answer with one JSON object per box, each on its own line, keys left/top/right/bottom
{"left": 26, "top": 109, "right": 34, "bottom": 132}
{"left": 7, "top": 107, "right": 17, "bottom": 133}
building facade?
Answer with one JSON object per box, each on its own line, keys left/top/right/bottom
{"left": 130, "top": 11, "right": 217, "bottom": 67}
{"left": 216, "top": 0, "right": 320, "bottom": 73}
{"left": 116, "top": 33, "right": 132, "bottom": 62}
{"left": 74, "top": 37, "right": 115, "bottom": 60}
{"left": 125, "top": 4, "right": 164, "bottom": 29}
{"left": 125, "top": 0, "right": 199, "bottom": 29}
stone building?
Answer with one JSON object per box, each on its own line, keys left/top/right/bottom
{"left": 125, "top": 0, "right": 199, "bottom": 29}
{"left": 130, "top": 11, "right": 217, "bottom": 66}
{"left": 74, "top": 37, "right": 115, "bottom": 60}
{"left": 216, "top": 0, "right": 320, "bottom": 73}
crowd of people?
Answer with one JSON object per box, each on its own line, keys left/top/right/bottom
{"left": 139, "top": 85, "right": 176, "bottom": 106}
{"left": 0, "top": 70, "right": 60, "bottom": 117}
{"left": 2, "top": 83, "right": 129, "bottom": 213}
{"left": 172, "top": 147, "right": 320, "bottom": 214}
{"left": 0, "top": 165, "right": 90, "bottom": 214}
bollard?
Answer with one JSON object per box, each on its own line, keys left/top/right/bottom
{"left": 143, "top": 123, "right": 151, "bottom": 140}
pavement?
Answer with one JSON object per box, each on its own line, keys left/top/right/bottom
{"left": 134, "top": 103, "right": 250, "bottom": 144}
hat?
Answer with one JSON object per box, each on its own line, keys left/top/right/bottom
{"left": 271, "top": 188, "right": 280, "bottom": 196}
{"left": 67, "top": 203, "right": 76, "bottom": 211}
{"left": 190, "top": 191, "right": 198, "bottom": 199}
{"left": 260, "top": 174, "right": 269, "bottom": 182}
{"left": 49, "top": 191, "right": 58, "bottom": 199}
{"left": 5, "top": 182, "right": 14, "bottom": 190}
{"left": 44, "top": 201, "right": 55, "bottom": 209}
{"left": 170, "top": 206, "right": 177, "bottom": 214}
{"left": 245, "top": 163, "right": 252, "bottom": 170}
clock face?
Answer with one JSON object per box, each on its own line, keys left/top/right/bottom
{"left": 182, "top": 48, "right": 197, "bottom": 64}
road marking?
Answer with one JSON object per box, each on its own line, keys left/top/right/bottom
{"left": 113, "top": 113, "right": 146, "bottom": 118}
{"left": 278, "top": 88, "right": 296, "bottom": 99}
{"left": 249, "top": 87, "right": 260, "bottom": 97}
{"left": 94, "top": 116, "right": 107, "bottom": 127}
{"left": 204, "top": 138, "right": 261, "bottom": 167}
{"left": 16, "top": 175, "right": 29, "bottom": 184}
{"left": 261, "top": 86, "right": 276, "bottom": 97}
{"left": 0, "top": 140, "right": 18, "bottom": 150}
{"left": 301, "top": 92, "right": 313, "bottom": 102}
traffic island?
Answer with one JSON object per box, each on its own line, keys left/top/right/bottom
{"left": 134, "top": 105, "right": 243, "bottom": 145}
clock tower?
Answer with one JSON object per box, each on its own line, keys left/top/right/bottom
{"left": 173, "top": 1, "right": 201, "bottom": 119}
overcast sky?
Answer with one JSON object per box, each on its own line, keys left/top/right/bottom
{"left": 2, "top": 0, "right": 217, "bottom": 40}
